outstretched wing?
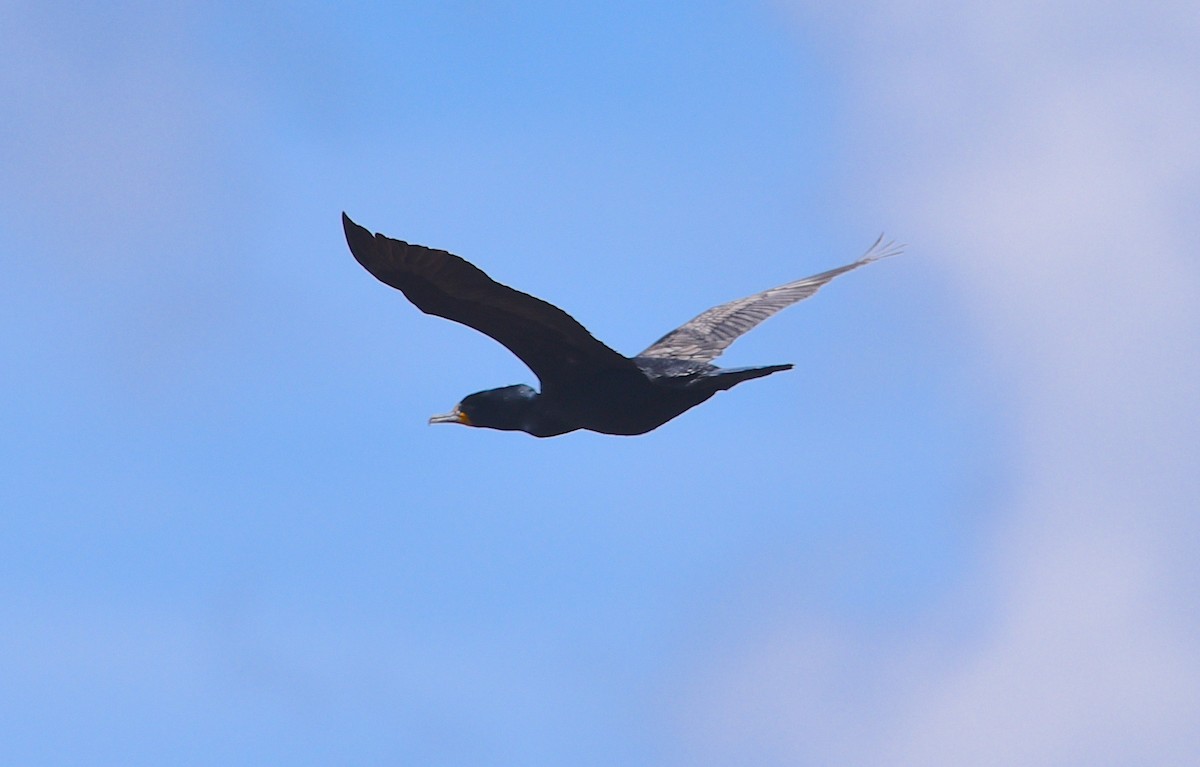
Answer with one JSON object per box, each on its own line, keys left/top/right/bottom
{"left": 637, "top": 236, "right": 901, "bottom": 363}
{"left": 343, "top": 213, "right": 638, "bottom": 390}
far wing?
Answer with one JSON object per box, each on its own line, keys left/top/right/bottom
{"left": 637, "top": 236, "right": 901, "bottom": 363}
{"left": 344, "top": 214, "right": 638, "bottom": 390}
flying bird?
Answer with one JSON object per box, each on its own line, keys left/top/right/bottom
{"left": 343, "top": 213, "right": 899, "bottom": 437}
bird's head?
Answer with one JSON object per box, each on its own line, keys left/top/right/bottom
{"left": 428, "top": 384, "right": 538, "bottom": 432}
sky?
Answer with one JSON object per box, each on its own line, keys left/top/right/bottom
{"left": 2, "top": 1, "right": 1198, "bottom": 765}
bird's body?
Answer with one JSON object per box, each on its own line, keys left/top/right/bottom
{"left": 342, "top": 214, "right": 898, "bottom": 437}
{"left": 475, "top": 361, "right": 793, "bottom": 437}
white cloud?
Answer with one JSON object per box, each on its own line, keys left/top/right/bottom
{"left": 677, "top": 1, "right": 1200, "bottom": 764}
{"left": 885, "top": 523, "right": 1200, "bottom": 766}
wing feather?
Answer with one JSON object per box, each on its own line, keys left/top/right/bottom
{"left": 343, "top": 214, "right": 637, "bottom": 390}
{"left": 637, "top": 236, "right": 901, "bottom": 363}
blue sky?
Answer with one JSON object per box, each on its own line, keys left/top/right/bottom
{"left": 2, "top": 1, "right": 1197, "bottom": 765}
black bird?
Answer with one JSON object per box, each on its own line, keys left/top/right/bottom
{"left": 343, "top": 213, "right": 899, "bottom": 437}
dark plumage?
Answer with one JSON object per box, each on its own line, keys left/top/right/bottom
{"left": 342, "top": 213, "right": 899, "bottom": 437}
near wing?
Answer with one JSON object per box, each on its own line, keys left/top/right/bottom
{"left": 637, "top": 236, "right": 902, "bottom": 364}
{"left": 343, "top": 214, "right": 638, "bottom": 390}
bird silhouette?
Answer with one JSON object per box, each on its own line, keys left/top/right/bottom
{"left": 343, "top": 213, "right": 898, "bottom": 437}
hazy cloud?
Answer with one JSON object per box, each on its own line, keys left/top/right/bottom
{"left": 678, "top": 1, "right": 1200, "bottom": 764}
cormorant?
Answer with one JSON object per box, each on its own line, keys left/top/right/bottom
{"left": 343, "top": 213, "right": 898, "bottom": 437}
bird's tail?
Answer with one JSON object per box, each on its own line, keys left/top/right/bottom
{"left": 709, "top": 364, "right": 793, "bottom": 391}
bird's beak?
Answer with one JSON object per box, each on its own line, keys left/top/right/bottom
{"left": 429, "top": 408, "right": 470, "bottom": 426}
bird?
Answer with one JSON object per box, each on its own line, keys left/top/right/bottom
{"left": 342, "top": 213, "right": 899, "bottom": 437}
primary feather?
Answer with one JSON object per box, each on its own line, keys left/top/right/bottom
{"left": 638, "top": 236, "right": 902, "bottom": 364}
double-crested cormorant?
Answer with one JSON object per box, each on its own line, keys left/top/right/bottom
{"left": 342, "top": 213, "right": 898, "bottom": 437}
